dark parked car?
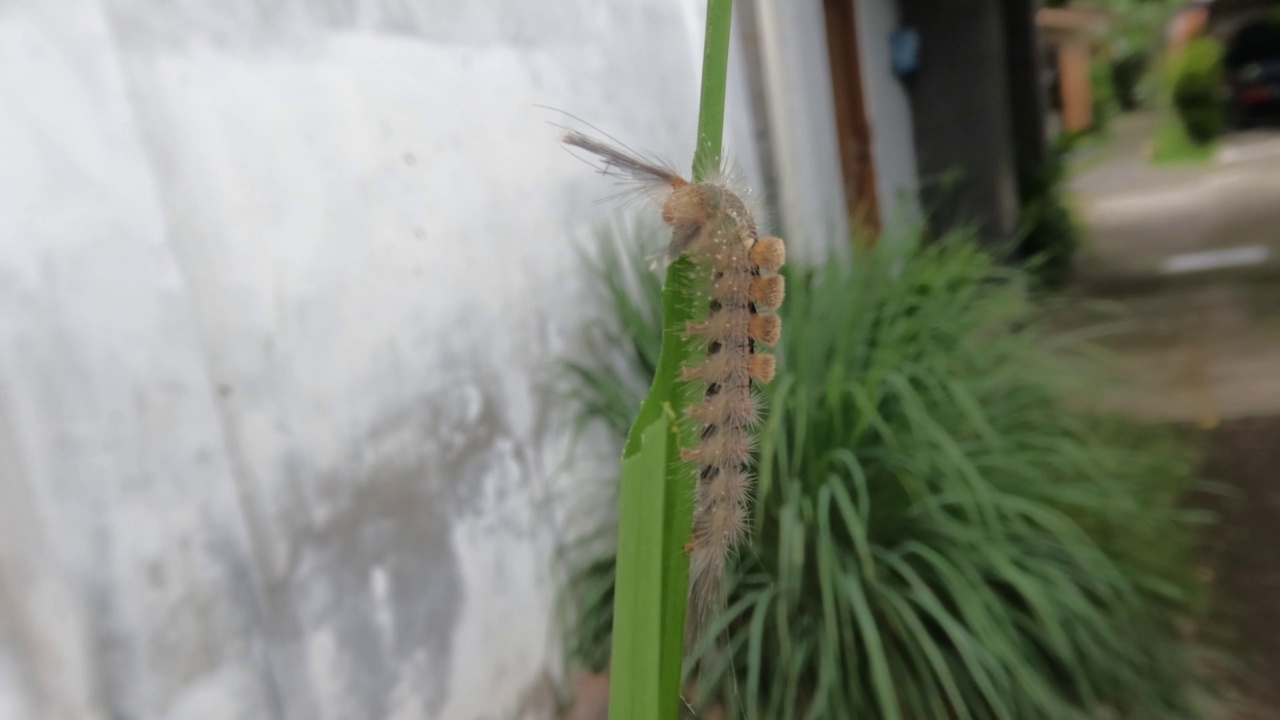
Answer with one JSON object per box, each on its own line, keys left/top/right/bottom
{"left": 1226, "top": 21, "right": 1280, "bottom": 128}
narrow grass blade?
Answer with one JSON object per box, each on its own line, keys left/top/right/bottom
{"left": 608, "top": 1, "right": 735, "bottom": 718}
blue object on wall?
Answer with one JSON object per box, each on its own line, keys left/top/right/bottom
{"left": 890, "top": 26, "right": 920, "bottom": 78}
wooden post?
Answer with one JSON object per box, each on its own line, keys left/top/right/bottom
{"left": 823, "top": 0, "right": 881, "bottom": 237}
{"left": 1059, "top": 39, "right": 1094, "bottom": 132}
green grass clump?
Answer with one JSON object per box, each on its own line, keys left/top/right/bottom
{"left": 1091, "top": 57, "right": 1121, "bottom": 134}
{"left": 561, "top": 224, "right": 1211, "bottom": 719}
{"left": 1148, "top": 37, "right": 1224, "bottom": 165}
{"left": 1017, "top": 136, "right": 1084, "bottom": 290}
{"left": 1171, "top": 37, "right": 1227, "bottom": 144}
{"left": 1152, "top": 117, "right": 1216, "bottom": 165}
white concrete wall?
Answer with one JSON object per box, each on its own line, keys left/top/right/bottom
{"left": 750, "top": 0, "right": 918, "bottom": 246}
{"left": 0, "top": 0, "right": 759, "bottom": 718}
{"left": 854, "top": 0, "right": 920, "bottom": 226}
{"left": 751, "top": 0, "right": 849, "bottom": 256}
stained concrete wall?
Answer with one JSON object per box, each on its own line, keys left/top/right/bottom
{"left": 0, "top": 0, "right": 763, "bottom": 718}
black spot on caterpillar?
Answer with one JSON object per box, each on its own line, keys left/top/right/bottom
{"left": 563, "top": 129, "right": 787, "bottom": 638}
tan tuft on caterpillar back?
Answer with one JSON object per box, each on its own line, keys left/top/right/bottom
{"left": 746, "top": 353, "right": 776, "bottom": 383}
{"left": 749, "top": 236, "right": 786, "bottom": 272}
{"left": 749, "top": 314, "right": 782, "bottom": 346}
{"left": 749, "top": 275, "right": 785, "bottom": 310}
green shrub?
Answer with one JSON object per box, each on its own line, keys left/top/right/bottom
{"left": 1091, "top": 57, "right": 1121, "bottom": 131}
{"left": 1112, "top": 52, "right": 1148, "bottom": 110}
{"left": 561, "top": 225, "right": 1211, "bottom": 719}
{"left": 1016, "top": 136, "right": 1082, "bottom": 290}
{"left": 1152, "top": 116, "right": 1217, "bottom": 165}
{"left": 1172, "top": 38, "right": 1226, "bottom": 143}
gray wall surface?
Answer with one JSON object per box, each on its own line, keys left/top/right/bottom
{"left": 0, "top": 0, "right": 765, "bottom": 718}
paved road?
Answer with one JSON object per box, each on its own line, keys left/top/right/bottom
{"left": 1073, "top": 113, "right": 1280, "bottom": 289}
{"left": 1067, "top": 113, "right": 1280, "bottom": 425}
{"left": 1069, "top": 115, "right": 1280, "bottom": 720}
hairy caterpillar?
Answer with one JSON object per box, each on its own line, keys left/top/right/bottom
{"left": 563, "top": 131, "right": 786, "bottom": 632}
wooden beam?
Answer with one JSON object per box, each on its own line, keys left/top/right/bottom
{"left": 822, "top": 0, "right": 881, "bottom": 236}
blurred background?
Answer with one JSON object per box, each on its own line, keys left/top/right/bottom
{"left": 1, "top": 0, "right": 1278, "bottom": 719}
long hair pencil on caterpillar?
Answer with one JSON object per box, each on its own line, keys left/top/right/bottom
{"left": 563, "top": 129, "right": 786, "bottom": 637}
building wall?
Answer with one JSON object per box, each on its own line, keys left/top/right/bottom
{"left": 0, "top": 0, "right": 757, "bottom": 718}
{"left": 728, "top": 0, "right": 924, "bottom": 243}
{"left": 1002, "top": 0, "right": 1048, "bottom": 175}
{"left": 854, "top": 0, "right": 921, "bottom": 227}
{"left": 903, "top": 0, "right": 1021, "bottom": 243}
{"left": 751, "top": 0, "right": 850, "bottom": 253}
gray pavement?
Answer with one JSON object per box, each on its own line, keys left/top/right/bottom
{"left": 1067, "top": 113, "right": 1280, "bottom": 425}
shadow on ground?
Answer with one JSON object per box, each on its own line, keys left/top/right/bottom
{"left": 1198, "top": 417, "right": 1280, "bottom": 719}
